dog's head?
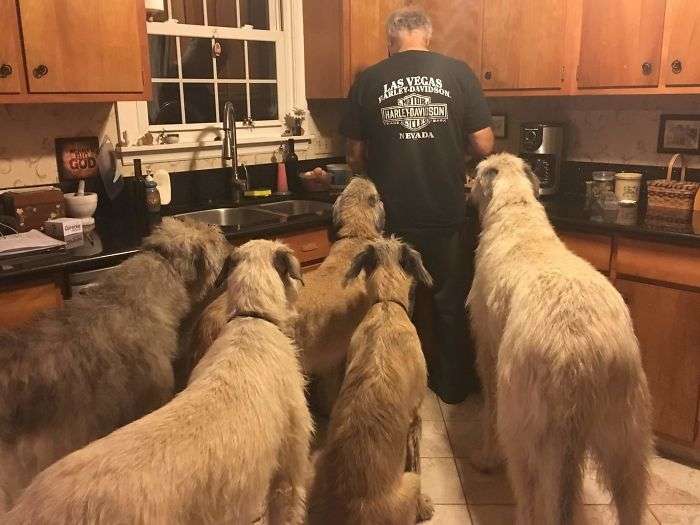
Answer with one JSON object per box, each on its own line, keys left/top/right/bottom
{"left": 471, "top": 153, "right": 540, "bottom": 214}
{"left": 141, "top": 217, "right": 230, "bottom": 303}
{"left": 332, "top": 177, "right": 385, "bottom": 239}
{"left": 345, "top": 237, "right": 432, "bottom": 312}
{"left": 225, "top": 239, "right": 304, "bottom": 325}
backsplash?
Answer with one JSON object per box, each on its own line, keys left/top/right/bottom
{"left": 489, "top": 95, "right": 700, "bottom": 169}
{"left": 0, "top": 100, "right": 345, "bottom": 189}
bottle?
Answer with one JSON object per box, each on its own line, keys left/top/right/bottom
{"left": 285, "top": 138, "right": 300, "bottom": 193}
{"left": 275, "top": 144, "right": 291, "bottom": 195}
{"left": 144, "top": 170, "right": 161, "bottom": 213}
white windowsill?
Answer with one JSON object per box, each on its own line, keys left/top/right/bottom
{"left": 117, "top": 134, "right": 314, "bottom": 165}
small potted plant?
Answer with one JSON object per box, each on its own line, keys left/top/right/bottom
{"left": 284, "top": 107, "right": 307, "bottom": 136}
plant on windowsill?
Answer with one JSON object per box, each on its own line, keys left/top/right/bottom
{"left": 284, "top": 107, "right": 306, "bottom": 137}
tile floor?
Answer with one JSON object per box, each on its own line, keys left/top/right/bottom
{"left": 419, "top": 392, "right": 700, "bottom": 525}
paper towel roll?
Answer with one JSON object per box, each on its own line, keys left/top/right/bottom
{"left": 153, "top": 169, "right": 172, "bottom": 205}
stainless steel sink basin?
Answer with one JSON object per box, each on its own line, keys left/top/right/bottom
{"left": 257, "top": 200, "right": 331, "bottom": 218}
{"left": 175, "top": 207, "right": 281, "bottom": 228}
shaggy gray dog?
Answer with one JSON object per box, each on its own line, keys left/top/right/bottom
{"left": 469, "top": 153, "right": 653, "bottom": 525}
{"left": 309, "top": 237, "right": 434, "bottom": 525}
{"left": 0, "top": 217, "right": 229, "bottom": 510}
{"left": 5, "top": 240, "right": 312, "bottom": 525}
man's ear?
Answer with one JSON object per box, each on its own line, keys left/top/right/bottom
{"left": 524, "top": 163, "right": 541, "bottom": 197}
{"left": 400, "top": 244, "right": 433, "bottom": 288}
{"left": 344, "top": 244, "right": 378, "bottom": 285}
{"left": 274, "top": 248, "right": 304, "bottom": 286}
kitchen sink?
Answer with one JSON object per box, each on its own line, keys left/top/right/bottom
{"left": 175, "top": 207, "right": 281, "bottom": 228}
{"left": 257, "top": 200, "right": 331, "bottom": 219}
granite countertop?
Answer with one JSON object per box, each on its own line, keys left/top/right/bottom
{"left": 0, "top": 194, "right": 335, "bottom": 284}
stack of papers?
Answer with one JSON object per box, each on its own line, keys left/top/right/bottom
{"left": 0, "top": 229, "right": 66, "bottom": 258}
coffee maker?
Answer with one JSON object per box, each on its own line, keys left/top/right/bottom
{"left": 519, "top": 122, "right": 565, "bottom": 196}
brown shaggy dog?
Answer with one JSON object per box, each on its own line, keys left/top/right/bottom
{"left": 5, "top": 240, "right": 312, "bottom": 525}
{"left": 308, "top": 237, "right": 435, "bottom": 525}
{"left": 0, "top": 218, "right": 229, "bottom": 510}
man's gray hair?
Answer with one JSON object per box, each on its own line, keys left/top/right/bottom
{"left": 386, "top": 7, "right": 433, "bottom": 42}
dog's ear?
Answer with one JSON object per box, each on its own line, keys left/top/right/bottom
{"left": 400, "top": 244, "right": 433, "bottom": 288}
{"left": 273, "top": 248, "right": 304, "bottom": 286}
{"left": 344, "top": 243, "right": 378, "bottom": 284}
{"left": 523, "top": 163, "right": 541, "bottom": 197}
{"left": 213, "top": 251, "right": 238, "bottom": 289}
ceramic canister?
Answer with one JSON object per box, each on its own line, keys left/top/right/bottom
{"left": 615, "top": 172, "right": 643, "bottom": 205}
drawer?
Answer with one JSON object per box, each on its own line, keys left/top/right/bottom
{"left": 279, "top": 228, "right": 331, "bottom": 265}
{"left": 557, "top": 231, "right": 613, "bottom": 272}
{"left": 0, "top": 277, "right": 64, "bottom": 329}
{"left": 616, "top": 238, "right": 700, "bottom": 288}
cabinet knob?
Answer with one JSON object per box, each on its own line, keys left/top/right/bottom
{"left": 0, "top": 64, "right": 12, "bottom": 78}
{"left": 671, "top": 59, "right": 683, "bottom": 74}
{"left": 641, "top": 62, "right": 653, "bottom": 76}
{"left": 484, "top": 71, "right": 492, "bottom": 80}
{"left": 33, "top": 64, "right": 48, "bottom": 78}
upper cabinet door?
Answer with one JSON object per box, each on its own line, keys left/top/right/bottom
{"left": 0, "top": 0, "right": 24, "bottom": 94}
{"left": 412, "top": 0, "right": 483, "bottom": 73}
{"left": 18, "top": 0, "right": 146, "bottom": 94}
{"left": 578, "top": 0, "right": 667, "bottom": 88}
{"left": 663, "top": 0, "right": 700, "bottom": 87}
{"left": 481, "top": 0, "right": 566, "bottom": 90}
{"left": 348, "top": 0, "right": 404, "bottom": 83}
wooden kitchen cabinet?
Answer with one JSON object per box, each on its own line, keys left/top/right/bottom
{"left": 577, "top": 0, "right": 667, "bottom": 89}
{"left": 0, "top": 0, "right": 151, "bottom": 103}
{"left": 557, "top": 231, "right": 613, "bottom": 273}
{"left": 0, "top": 0, "right": 25, "bottom": 95}
{"left": 481, "top": 0, "right": 567, "bottom": 90}
{"left": 661, "top": 0, "right": 700, "bottom": 87}
{"left": 0, "top": 277, "right": 64, "bottom": 330}
{"left": 616, "top": 279, "right": 700, "bottom": 445}
{"left": 304, "top": 0, "right": 403, "bottom": 99}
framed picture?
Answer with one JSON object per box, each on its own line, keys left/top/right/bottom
{"left": 491, "top": 114, "right": 507, "bottom": 139}
{"left": 55, "top": 136, "right": 99, "bottom": 181}
{"left": 657, "top": 115, "right": 700, "bottom": 154}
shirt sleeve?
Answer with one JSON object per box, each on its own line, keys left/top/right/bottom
{"left": 461, "top": 65, "right": 492, "bottom": 135}
{"left": 339, "top": 76, "right": 365, "bottom": 140}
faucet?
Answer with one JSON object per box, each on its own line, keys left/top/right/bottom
{"left": 222, "top": 101, "right": 247, "bottom": 200}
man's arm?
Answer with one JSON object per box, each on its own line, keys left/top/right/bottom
{"left": 346, "top": 138, "right": 367, "bottom": 175}
{"left": 467, "top": 126, "right": 495, "bottom": 159}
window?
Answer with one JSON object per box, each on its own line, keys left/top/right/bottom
{"left": 116, "top": 0, "right": 309, "bottom": 163}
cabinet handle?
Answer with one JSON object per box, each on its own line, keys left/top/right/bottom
{"left": 300, "top": 243, "right": 318, "bottom": 252}
{"left": 641, "top": 62, "right": 653, "bottom": 76}
{"left": 33, "top": 64, "right": 48, "bottom": 78}
{"left": 671, "top": 59, "right": 682, "bottom": 74}
{"left": 0, "top": 64, "right": 12, "bottom": 78}
{"left": 484, "top": 71, "right": 493, "bottom": 80}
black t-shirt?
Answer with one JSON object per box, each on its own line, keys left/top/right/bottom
{"left": 340, "top": 50, "right": 491, "bottom": 230}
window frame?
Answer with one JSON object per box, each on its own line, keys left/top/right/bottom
{"left": 116, "top": 0, "right": 310, "bottom": 165}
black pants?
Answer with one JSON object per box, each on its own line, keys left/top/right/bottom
{"left": 391, "top": 224, "right": 480, "bottom": 404}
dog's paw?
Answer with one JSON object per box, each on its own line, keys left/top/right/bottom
{"left": 416, "top": 493, "right": 435, "bottom": 522}
{"left": 469, "top": 450, "right": 504, "bottom": 474}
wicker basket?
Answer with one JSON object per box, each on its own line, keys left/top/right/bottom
{"left": 647, "top": 153, "right": 700, "bottom": 210}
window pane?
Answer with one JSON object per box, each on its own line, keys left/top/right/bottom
{"left": 248, "top": 41, "right": 276, "bottom": 80}
{"left": 216, "top": 40, "right": 245, "bottom": 79}
{"left": 250, "top": 83, "right": 278, "bottom": 120}
{"left": 240, "top": 0, "right": 269, "bottom": 29}
{"left": 170, "top": 0, "right": 205, "bottom": 25}
{"left": 218, "top": 84, "right": 247, "bottom": 122}
{"left": 183, "top": 83, "right": 216, "bottom": 123}
{"left": 180, "top": 37, "right": 214, "bottom": 79}
{"left": 148, "top": 83, "right": 182, "bottom": 125}
{"left": 206, "top": 0, "right": 237, "bottom": 27}
{"left": 148, "top": 35, "right": 178, "bottom": 78}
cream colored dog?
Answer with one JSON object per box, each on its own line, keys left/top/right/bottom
{"left": 468, "top": 153, "right": 653, "bottom": 525}
{"left": 6, "top": 240, "right": 313, "bottom": 525}
{"left": 309, "top": 237, "right": 435, "bottom": 525}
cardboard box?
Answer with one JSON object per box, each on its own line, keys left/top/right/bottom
{"left": 44, "top": 217, "right": 83, "bottom": 241}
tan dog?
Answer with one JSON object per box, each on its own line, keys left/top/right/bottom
{"left": 468, "top": 153, "right": 653, "bottom": 525}
{"left": 309, "top": 237, "right": 435, "bottom": 525}
{"left": 0, "top": 217, "right": 229, "bottom": 511}
{"left": 6, "top": 240, "right": 312, "bottom": 525}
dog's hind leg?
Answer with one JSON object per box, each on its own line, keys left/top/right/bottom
{"left": 470, "top": 338, "right": 502, "bottom": 472}
{"left": 590, "top": 390, "right": 652, "bottom": 525}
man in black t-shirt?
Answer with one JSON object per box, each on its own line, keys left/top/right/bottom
{"left": 340, "top": 7, "right": 494, "bottom": 404}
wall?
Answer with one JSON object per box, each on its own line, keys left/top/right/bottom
{"left": 0, "top": 100, "right": 346, "bottom": 189}
{"left": 489, "top": 95, "right": 700, "bottom": 169}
